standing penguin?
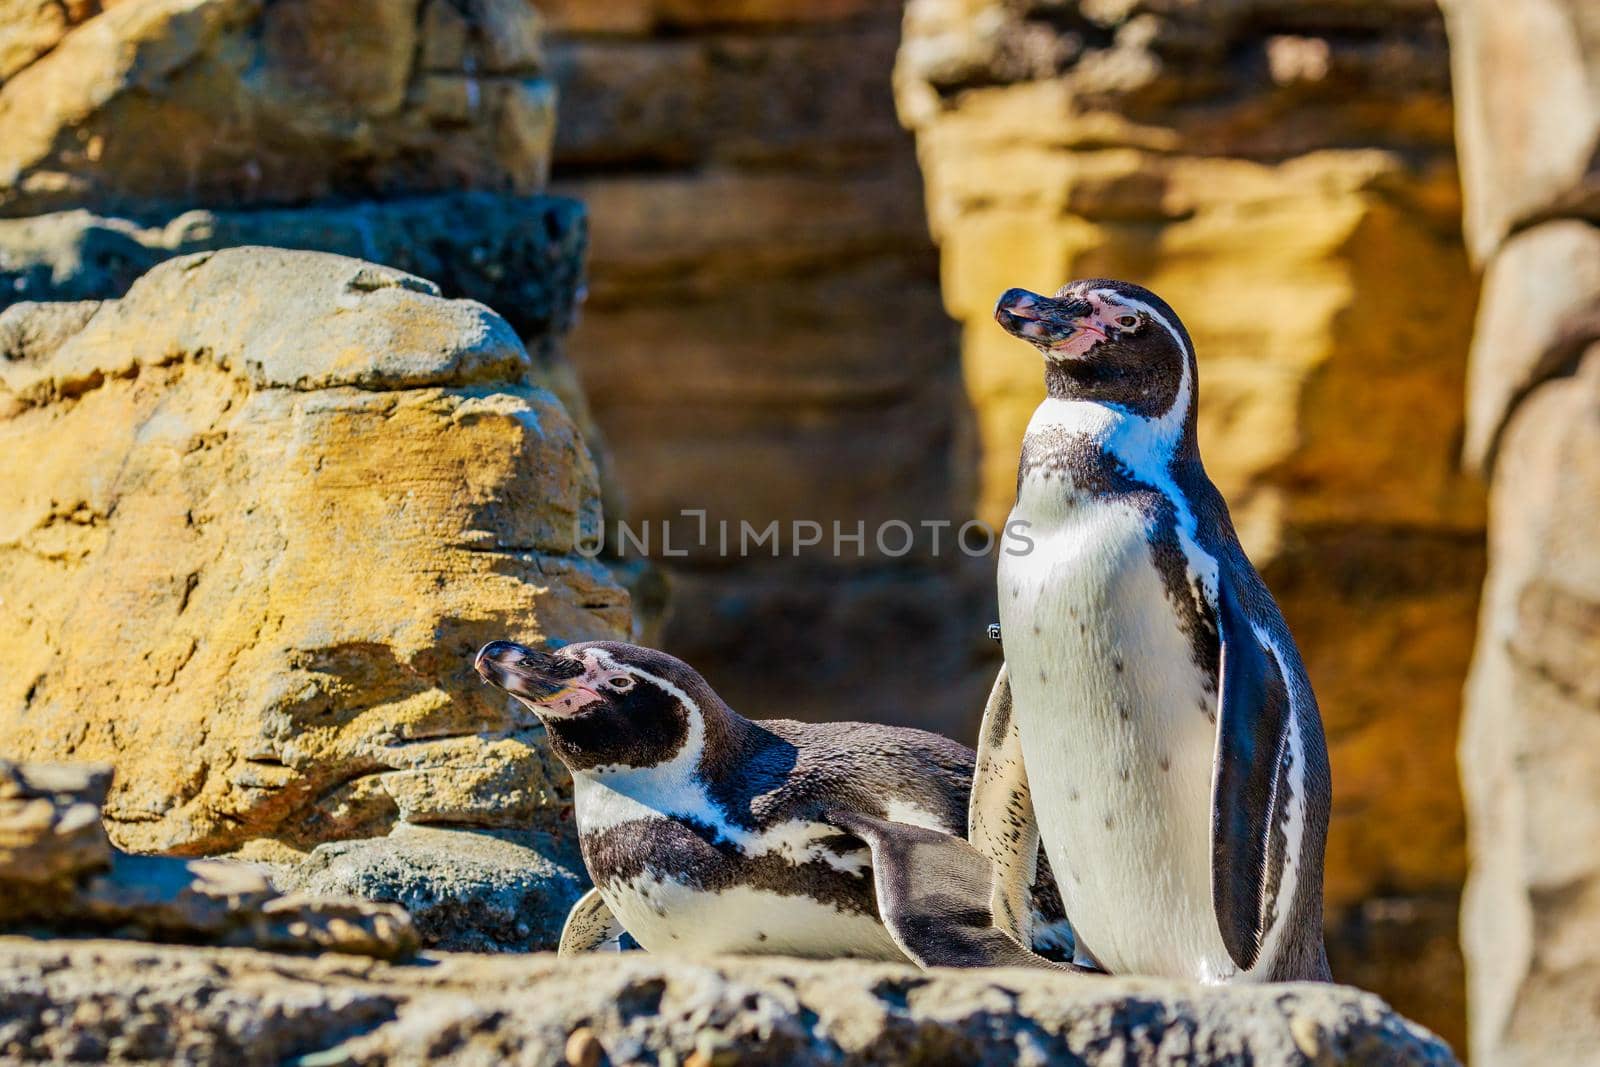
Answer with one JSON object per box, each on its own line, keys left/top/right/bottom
{"left": 474, "top": 639, "right": 1077, "bottom": 966}
{"left": 974, "top": 279, "right": 1333, "bottom": 983}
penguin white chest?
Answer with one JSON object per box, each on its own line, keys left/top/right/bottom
{"left": 599, "top": 867, "right": 905, "bottom": 962}
{"left": 999, "top": 481, "right": 1234, "bottom": 981}
{"left": 573, "top": 777, "right": 905, "bottom": 962}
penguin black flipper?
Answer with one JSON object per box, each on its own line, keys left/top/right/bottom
{"left": 967, "top": 664, "right": 1042, "bottom": 945}
{"left": 1210, "top": 573, "right": 1294, "bottom": 973}
{"left": 826, "top": 810, "right": 1078, "bottom": 971}
{"left": 558, "top": 887, "right": 630, "bottom": 956}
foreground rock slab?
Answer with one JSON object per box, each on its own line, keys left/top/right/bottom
{"left": 0, "top": 760, "right": 416, "bottom": 960}
{"left": 0, "top": 937, "right": 1456, "bottom": 1066}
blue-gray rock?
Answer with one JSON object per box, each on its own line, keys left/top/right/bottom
{"left": 277, "top": 824, "right": 587, "bottom": 954}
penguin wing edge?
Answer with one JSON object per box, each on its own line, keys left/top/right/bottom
{"left": 1210, "top": 575, "right": 1294, "bottom": 973}
{"left": 558, "top": 887, "right": 628, "bottom": 956}
{"left": 825, "top": 809, "right": 1069, "bottom": 972}
{"left": 967, "top": 662, "right": 1042, "bottom": 945}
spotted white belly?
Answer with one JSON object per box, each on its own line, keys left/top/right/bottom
{"left": 1000, "top": 489, "right": 1234, "bottom": 981}
{"left": 598, "top": 872, "right": 907, "bottom": 961}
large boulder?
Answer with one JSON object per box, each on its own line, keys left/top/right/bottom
{"left": 0, "top": 937, "right": 1457, "bottom": 1065}
{"left": 895, "top": 0, "right": 1482, "bottom": 1045}
{"left": 0, "top": 247, "right": 628, "bottom": 859}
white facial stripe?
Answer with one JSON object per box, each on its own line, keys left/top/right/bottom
{"left": 1087, "top": 288, "right": 1193, "bottom": 365}
{"left": 586, "top": 649, "right": 702, "bottom": 718}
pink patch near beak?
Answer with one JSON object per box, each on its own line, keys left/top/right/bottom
{"left": 1049, "top": 322, "right": 1107, "bottom": 359}
{"left": 528, "top": 684, "right": 605, "bottom": 718}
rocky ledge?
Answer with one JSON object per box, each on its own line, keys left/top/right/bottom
{"left": 0, "top": 938, "right": 1455, "bottom": 1066}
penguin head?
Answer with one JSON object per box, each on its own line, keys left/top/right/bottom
{"left": 995, "top": 278, "right": 1198, "bottom": 429}
{"left": 474, "top": 639, "right": 712, "bottom": 772}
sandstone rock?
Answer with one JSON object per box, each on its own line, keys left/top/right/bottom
{"left": 895, "top": 0, "right": 1482, "bottom": 1047}
{"left": 277, "top": 823, "right": 586, "bottom": 954}
{"left": 1459, "top": 350, "right": 1600, "bottom": 1067}
{"left": 1440, "top": 0, "right": 1600, "bottom": 261}
{"left": 0, "top": 247, "right": 627, "bottom": 856}
{"left": 1461, "top": 221, "right": 1600, "bottom": 470}
{"left": 0, "top": 0, "right": 556, "bottom": 217}
{"left": 0, "top": 0, "right": 99, "bottom": 84}
{"left": 0, "top": 761, "right": 417, "bottom": 959}
{"left": 0, "top": 936, "right": 1457, "bottom": 1065}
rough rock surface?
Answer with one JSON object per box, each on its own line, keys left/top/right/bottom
{"left": 0, "top": 248, "right": 628, "bottom": 857}
{"left": 276, "top": 823, "right": 586, "bottom": 954}
{"left": 1442, "top": 0, "right": 1600, "bottom": 261}
{"left": 0, "top": 937, "right": 1457, "bottom": 1066}
{"left": 0, "top": 0, "right": 555, "bottom": 216}
{"left": 1445, "top": 2, "right": 1600, "bottom": 1064}
{"left": 0, "top": 0, "right": 621, "bottom": 528}
{"left": 0, "top": 760, "right": 416, "bottom": 960}
{"left": 895, "top": 0, "right": 1482, "bottom": 1045}
{"left": 0, "top": 194, "right": 614, "bottom": 505}
{"left": 543, "top": 0, "right": 993, "bottom": 738}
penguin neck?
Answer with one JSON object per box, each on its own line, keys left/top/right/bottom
{"left": 1041, "top": 349, "right": 1198, "bottom": 467}
{"left": 1025, "top": 395, "right": 1197, "bottom": 486}
{"left": 569, "top": 693, "right": 758, "bottom": 827}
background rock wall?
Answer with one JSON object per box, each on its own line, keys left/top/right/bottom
{"left": 0, "top": 0, "right": 553, "bottom": 215}
{"left": 894, "top": 0, "right": 1484, "bottom": 1047}
{"left": 542, "top": 0, "right": 997, "bottom": 739}
{"left": 1444, "top": 1, "right": 1600, "bottom": 1063}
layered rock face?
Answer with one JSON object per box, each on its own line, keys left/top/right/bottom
{"left": 0, "top": 249, "right": 627, "bottom": 860}
{"left": 0, "top": 0, "right": 552, "bottom": 215}
{"left": 895, "top": 0, "right": 1483, "bottom": 1046}
{"left": 543, "top": 1, "right": 994, "bottom": 738}
{"left": 0, "top": 938, "right": 1457, "bottom": 1065}
{"left": 1443, "top": 2, "right": 1600, "bottom": 1063}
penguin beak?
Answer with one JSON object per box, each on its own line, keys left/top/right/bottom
{"left": 474, "top": 641, "right": 592, "bottom": 706}
{"left": 995, "top": 288, "right": 1099, "bottom": 349}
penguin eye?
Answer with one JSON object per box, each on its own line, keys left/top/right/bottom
{"left": 1115, "top": 314, "right": 1139, "bottom": 330}
{"left": 605, "top": 675, "right": 635, "bottom": 692}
